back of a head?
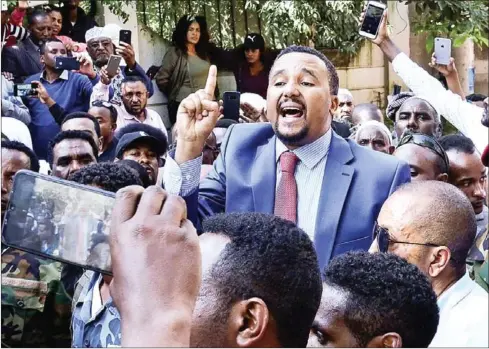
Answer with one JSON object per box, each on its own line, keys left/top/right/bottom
{"left": 352, "top": 103, "right": 383, "bottom": 124}
{"left": 202, "top": 212, "right": 322, "bottom": 347}
{"left": 439, "top": 134, "right": 476, "bottom": 155}
{"left": 391, "top": 181, "right": 477, "bottom": 273}
{"left": 69, "top": 162, "right": 143, "bottom": 193}
{"left": 117, "top": 159, "right": 152, "bottom": 188}
{"left": 275, "top": 45, "right": 339, "bottom": 96}
{"left": 323, "top": 251, "right": 439, "bottom": 348}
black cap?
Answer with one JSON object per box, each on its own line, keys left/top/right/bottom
{"left": 115, "top": 131, "right": 163, "bottom": 159}
{"left": 243, "top": 33, "right": 265, "bottom": 50}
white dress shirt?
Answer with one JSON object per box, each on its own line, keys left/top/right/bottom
{"left": 164, "top": 129, "right": 332, "bottom": 240}
{"left": 429, "top": 273, "right": 489, "bottom": 347}
{"left": 392, "top": 53, "right": 486, "bottom": 154}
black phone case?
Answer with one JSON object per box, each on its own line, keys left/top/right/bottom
{"left": 55, "top": 57, "right": 80, "bottom": 71}
{"left": 223, "top": 91, "right": 241, "bottom": 122}
{"left": 1, "top": 170, "right": 115, "bottom": 276}
{"left": 119, "top": 30, "right": 132, "bottom": 45}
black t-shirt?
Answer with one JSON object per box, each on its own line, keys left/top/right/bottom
{"left": 98, "top": 139, "right": 118, "bottom": 163}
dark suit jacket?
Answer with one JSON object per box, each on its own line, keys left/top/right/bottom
{"left": 2, "top": 38, "right": 43, "bottom": 83}
{"left": 183, "top": 123, "right": 411, "bottom": 269}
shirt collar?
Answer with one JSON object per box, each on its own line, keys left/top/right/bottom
{"left": 39, "top": 69, "right": 69, "bottom": 81}
{"left": 275, "top": 128, "right": 332, "bottom": 170}
{"left": 122, "top": 104, "right": 148, "bottom": 121}
{"left": 437, "top": 273, "right": 474, "bottom": 312}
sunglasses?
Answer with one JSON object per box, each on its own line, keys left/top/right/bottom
{"left": 397, "top": 132, "right": 449, "bottom": 171}
{"left": 373, "top": 222, "right": 442, "bottom": 253}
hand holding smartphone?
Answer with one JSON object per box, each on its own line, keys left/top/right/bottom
{"left": 106, "top": 55, "right": 122, "bottom": 77}
{"left": 434, "top": 38, "right": 452, "bottom": 66}
{"left": 13, "top": 82, "right": 38, "bottom": 97}
{"left": 359, "top": 1, "right": 387, "bottom": 40}
{"left": 2, "top": 171, "right": 115, "bottom": 275}
{"left": 119, "top": 30, "right": 132, "bottom": 46}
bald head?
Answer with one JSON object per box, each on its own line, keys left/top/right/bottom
{"left": 352, "top": 103, "right": 384, "bottom": 126}
{"left": 380, "top": 181, "right": 476, "bottom": 272}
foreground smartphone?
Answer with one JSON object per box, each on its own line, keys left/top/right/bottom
{"left": 434, "top": 38, "right": 452, "bottom": 65}
{"left": 359, "top": 1, "right": 386, "bottom": 39}
{"left": 1, "top": 170, "right": 115, "bottom": 275}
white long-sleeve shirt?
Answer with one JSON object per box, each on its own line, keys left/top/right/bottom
{"left": 392, "top": 53, "right": 487, "bottom": 154}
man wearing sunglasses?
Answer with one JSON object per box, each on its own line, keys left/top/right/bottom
{"left": 393, "top": 131, "right": 449, "bottom": 182}
{"left": 370, "top": 181, "right": 488, "bottom": 347}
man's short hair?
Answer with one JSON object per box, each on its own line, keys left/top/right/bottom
{"left": 202, "top": 212, "right": 322, "bottom": 347}
{"left": 466, "top": 93, "right": 487, "bottom": 103}
{"left": 69, "top": 162, "right": 143, "bottom": 193}
{"left": 324, "top": 251, "right": 439, "bottom": 348}
{"left": 352, "top": 103, "right": 383, "bottom": 124}
{"left": 90, "top": 101, "right": 118, "bottom": 124}
{"left": 275, "top": 45, "right": 339, "bottom": 95}
{"left": 1, "top": 140, "right": 40, "bottom": 172}
{"left": 395, "top": 181, "right": 477, "bottom": 274}
{"left": 439, "top": 134, "right": 477, "bottom": 155}
{"left": 354, "top": 120, "right": 392, "bottom": 145}
{"left": 116, "top": 159, "right": 152, "bottom": 188}
{"left": 62, "top": 112, "right": 102, "bottom": 138}
{"left": 47, "top": 130, "right": 99, "bottom": 165}
{"left": 40, "top": 38, "right": 64, "bottom": 55}
{"left": 115, "top": 123, "right": 168, "bottom": 156}
{"left": 27, "top": 9, "right": 48, "bottom": 26}
{"left": 121, "top": 76, "right": 147, "bottom": 88}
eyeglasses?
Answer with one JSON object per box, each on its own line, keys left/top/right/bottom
{"left": 397, "top": 132, "right": 449, "bottom": 172}
{"left": 373, "top": 222, "right": 442, "bottom": 253}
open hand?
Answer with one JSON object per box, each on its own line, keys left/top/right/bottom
{"left": 429, "top": 53, "right": 456, "bottom": 77}
{"left": 109, "top": 186, "right": 200, "bottom": 347}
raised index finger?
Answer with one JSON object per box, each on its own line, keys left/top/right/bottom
{"left": 204, "top": 65, "right": 217, "bottom": 97}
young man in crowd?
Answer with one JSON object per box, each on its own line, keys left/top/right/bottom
{"left": 69, "top": 162, "right": 143, "bottom": 348}
{"left": 439, "top": 135, "right": 488, "bottom": 266}
{"left": 308, "top": 251, "right": 439, "bottom": 348}
{"left": 89, "top": 101, "right": 119, "bottom": 162}
{"left": 61, "top": 112, "right": 102, "bottom": 151}
{"left": 23, "top": 38, "right": 99, "bottom": 160}
{"left": 85, "top": 24, "right": 153, "bottom": 103}
{"left": 351, "top": 102, "right": 384, "bottom": 126}
{"left": 93, "top": 76, "right": 167, "bottom": 136}
{"left": 367, "top": 8, "right": 486, "bottom": 154}
{"left": 1, "top": 140, "right": 73, "bottom": 348}
{"left": 394, "top": 131, "right": 449, "bottom": 182}
{"left": 115, "top": 124, "right": 168, "bottom": 186}
{"left": 335, "top": 88, "right": 354, "bottom": 123}
{"left": 164, "top": 46, "right": 410, "bottom": 270}
{"left": 370, "top": 181, "right": 488, "bottom": 347}
{"left": 2, "top": 9, "right": 51, "bottom": 82}
{"left": 353, "top": 120, "right": 394, "bottom": 154}
{"left": 107, "top": 185, "right": 322, "bottom": 347}
{"left": 48, "top": 130, "right": 98, "bottom": 180}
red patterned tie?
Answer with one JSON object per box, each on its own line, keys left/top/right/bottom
{"left": 274, "top": 151, "right": 299, "bottom": 223}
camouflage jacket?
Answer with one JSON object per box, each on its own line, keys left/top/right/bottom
{"left": 467, "top": 227, "right": 488, "bottom": 292}
{"left": 1, "top": 248, "right": 72, "bottom": 348}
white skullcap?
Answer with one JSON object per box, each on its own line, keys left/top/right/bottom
{"left": 85, "top": 26, "right": 104, "bottom": 42}
{"left": 354, "top": 120, "right": 393, "bottom": 145}
{"left": 101, "top": 23, "right": 122, "bottom": 47}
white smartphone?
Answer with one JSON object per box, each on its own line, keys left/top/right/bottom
{"left": 106, "top": 55, "right": 122, "bottom": 76}
{"left": 434, "top": 38, "right": 452, "bottom": 65}
{"left": 359, "top": 1, "right": 387, "bottom": 39}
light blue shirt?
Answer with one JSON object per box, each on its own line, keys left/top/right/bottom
{"left": 164, "top": 128, "right": 332, "bottom": 240}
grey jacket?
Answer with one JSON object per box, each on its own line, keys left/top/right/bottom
{"left": 155, "top": 46, "right": 190, "bottom": 102}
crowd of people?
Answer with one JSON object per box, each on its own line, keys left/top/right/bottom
{"left": 1, "top": 1, "right": 488, "bottom": 348}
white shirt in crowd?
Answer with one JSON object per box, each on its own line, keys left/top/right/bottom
{"left": 392, "top": 53, "right": 486, "bottom": 154}
{"left": 429, "top": 273, "right": 489, "bottom": 347}
{"left": 1, "top": 117, "right": 33, "bottom": 149}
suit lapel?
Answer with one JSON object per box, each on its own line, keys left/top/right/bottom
{"left": 314, "top": 132, "right": 355, "bottom": 267}
{"left": 251, "top": 133, "right": 277, "bottom": 214}
{"left": 22, "top": 39, "right": 42, "bottom": 70}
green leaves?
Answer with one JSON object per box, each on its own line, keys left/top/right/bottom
{"left": 401, "top": 0, "right": 489, "bottom": 53}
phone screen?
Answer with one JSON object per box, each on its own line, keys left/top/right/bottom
{"left": 223, "top": 91, "right": 240, "bottom": 121}
{"left": 360, "top": 3, "right": 384, "bottom": 35}
{"left": 2, "top": 171, "right": 115, "bottom": 274}
{"left": 13, "top": 84, "right": 33, "bottom": 97}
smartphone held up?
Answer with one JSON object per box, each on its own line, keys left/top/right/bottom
{"left": 359, "top": 1, "right": 386, "bottom": 39}
{"left": 1, "top": 171, "right": 116, "bottom": 275}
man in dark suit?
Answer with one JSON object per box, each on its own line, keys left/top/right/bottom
{"left": 164, "top": 45, "right": 411, "bottom": 269}
{"left": 2, "top": 9, "right": 51, "bottom": 82}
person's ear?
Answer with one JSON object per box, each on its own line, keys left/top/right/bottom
{"left": 388, "top": 145, "right": 395, "bottom": 155}
{"left": 230, "top": 298, "right": 270, "bottom": 348}
{"left": 40, "top": 54, "right": 45, "bottom": 65}
{"left": 366, "top": 333, "right": 402, "bottom": 348}
{"left": 330, "top": 95, "right": 339, "bottom": 113}
{"left": 112, "top": 122, "right": 117, "bottom": 132}
{"left": 436, "top": 173, "right": 449, "bottom": 182}
{"left": 428, "top": 246, "right": 451, "bottom": 278}
{"left": 98, "top": 137, "right": 103, "bottom": 150}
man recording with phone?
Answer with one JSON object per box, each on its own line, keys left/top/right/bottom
{"left": 22, "top": 38, "right": 99, "bottom": 160}
{"left": 86, "top": 24, "right": 154, "bottom": 104}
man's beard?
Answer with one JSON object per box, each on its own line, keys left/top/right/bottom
{"left": 273, "top": 119, "right": 310, "bottom": 146}
{"left": 123, "top": 100, "right": 146, "bottom": 115}
{"left": 94, "top": 55, "right": 109, "bottom": 68}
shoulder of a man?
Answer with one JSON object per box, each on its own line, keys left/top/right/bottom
{"left": 222, "top": 123, "right": 274, "bottom": 151}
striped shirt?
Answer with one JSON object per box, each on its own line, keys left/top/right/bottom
{"left": 164, "top": 128, "right": 332, "bottom": 240}
{"left": 1, "top": 23, "right": 29, "bottom": 46}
